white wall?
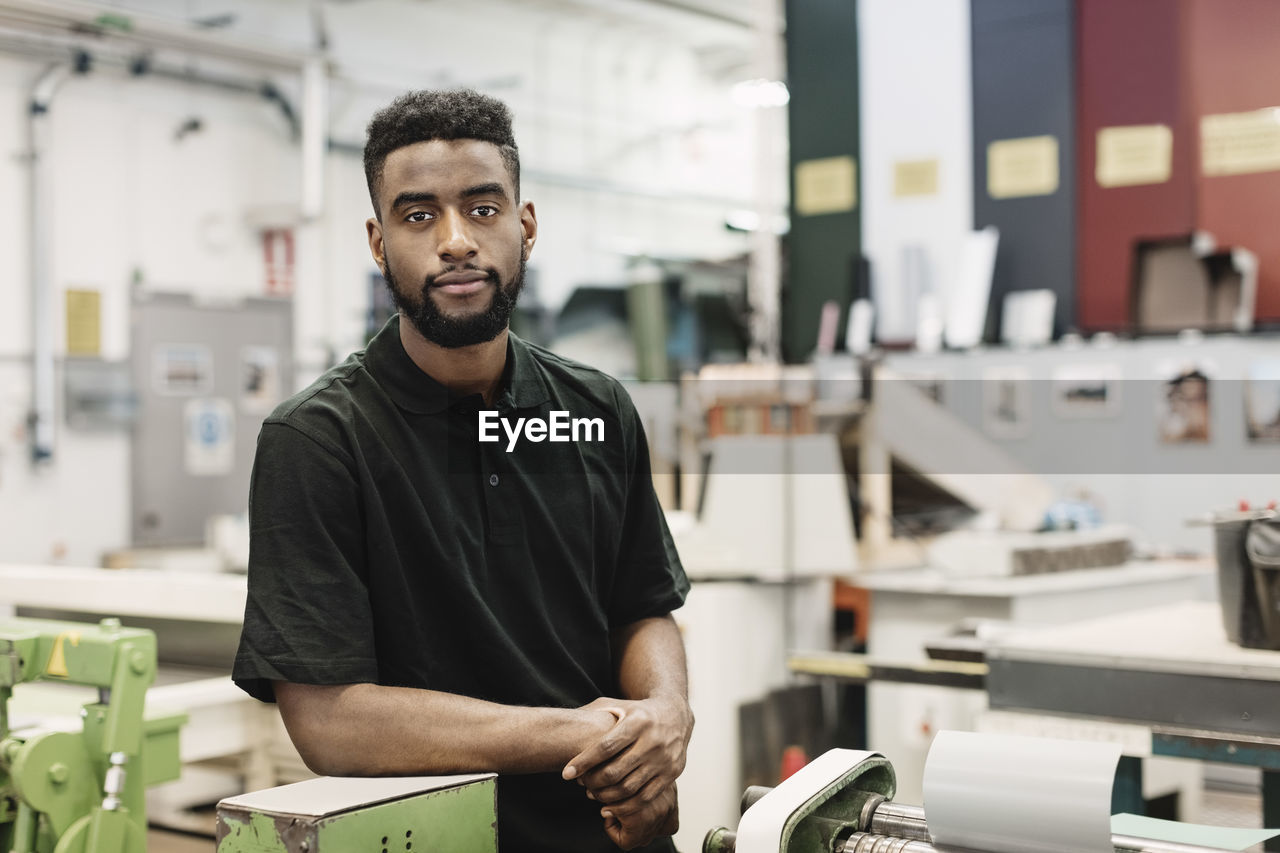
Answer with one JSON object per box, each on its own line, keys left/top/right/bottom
{"left": 858, "top": 0, "right": 973, "bottom": 343}
{"left": 0, "top": 0, "right": 761, "bottom": 564}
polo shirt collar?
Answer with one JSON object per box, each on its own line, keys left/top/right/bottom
{"left": 500, "top": 327, "right": 553, "bottom": 411}
{"left": 366, "top": 315, "right": 551, "bottom": 415}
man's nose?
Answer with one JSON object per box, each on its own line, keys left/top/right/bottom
{"left": 438, "top": 210, "right": 479, "bottom": 261}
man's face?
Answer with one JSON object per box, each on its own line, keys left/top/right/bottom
{"left": 366, "top": 139, "right": 536, "bottom": 349}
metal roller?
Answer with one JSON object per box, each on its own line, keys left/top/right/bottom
{"left": 866, "top": 801, "right": 930, "bottom": 842}
{"left": 838, "top": 835, "right": 936, "bottom": 853}
{"left": 706, "top": 798, "right": 1249, "bottom": 853}
{"left": 833, "top": 829, "right": 1246, "bottom": 853}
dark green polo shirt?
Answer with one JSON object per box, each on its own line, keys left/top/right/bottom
{"left": 233, "top": 315, "right": 688, "bottom": 853}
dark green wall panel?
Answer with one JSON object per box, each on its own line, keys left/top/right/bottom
{"left": 784, "top": 0, "right": 861, "bottom": 362}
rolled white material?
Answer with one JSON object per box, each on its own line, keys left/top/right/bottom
{"left": 737, "top": 749, "right": 880, "bottom": 853}
{"left": 923, "top": 731, "right": 1120, "bottom": 853}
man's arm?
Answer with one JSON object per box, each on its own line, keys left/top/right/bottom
{"left": 275, "top": 681, "right": 619, "bottom": 777}
{"left": 562, "top": 615, "right": 693, "bottom": 824}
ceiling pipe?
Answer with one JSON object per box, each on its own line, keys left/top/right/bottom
{"left": 746, "top": 0, "right": 784, "bottom": 362}
{"left": 0, "top": 0, "right": 319, "bottom": 72}
{"left": 1, "top": 1, "right": 327, "bottom": 467}
{"left": 300, "top": 56, "right": 327, "bottom": 221}
{"left": 0, "top": 35, "right": 299, "bottom": 141}
{"left": 27, "top": 59, "right": 75, "bottom": 464}
{"left": 0, "top": 0, "right": 327, "bottom": 224}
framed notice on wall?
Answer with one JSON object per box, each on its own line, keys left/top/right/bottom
{"left": 987, "top": 135, "right": 1059, "bottom": 199}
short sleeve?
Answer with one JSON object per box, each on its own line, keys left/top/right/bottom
{"left": 607, "top": 390, "right": 690, "bottom": 626}
{"left": 232, "top": 420, "right": 379, "bottom": 702}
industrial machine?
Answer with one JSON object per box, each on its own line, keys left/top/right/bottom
{"left": 1, "top": 616, "right": 185, "bottom": 853}
{"left": 704, "top": 748, "right": 1257, "bottom": 853}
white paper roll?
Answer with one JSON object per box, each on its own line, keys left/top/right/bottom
{"left": 923, "top": 730, "right": 1120, "bottom": 853}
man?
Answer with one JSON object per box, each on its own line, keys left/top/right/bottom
{"left": 233, "top": 89, "right": 692, "bottom": 852}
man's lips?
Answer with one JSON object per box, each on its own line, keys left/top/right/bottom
{"left": 431, "top": 271, "right": 490, "bottom": 295}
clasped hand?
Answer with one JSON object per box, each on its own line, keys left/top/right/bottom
{"left": 563, "top": 696, "right": 693, "bottom": 849}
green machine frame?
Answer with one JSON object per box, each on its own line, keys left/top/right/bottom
{"left": 1, "top": 616, "right": 186, "bottom": 853}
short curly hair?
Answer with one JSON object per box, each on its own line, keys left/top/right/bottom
{"left": 363, "top": 88, "right": 520, "bottom": 219}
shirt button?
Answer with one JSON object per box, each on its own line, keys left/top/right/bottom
{"left": 489, "top": 474, "right": 500, "bottom": 487}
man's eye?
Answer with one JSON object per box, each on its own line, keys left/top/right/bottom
{"left": 406, "top": 211, "right": 433, "bottom": 223}
{"left": 472, "top": 205, "right": 498, "bottom": 217}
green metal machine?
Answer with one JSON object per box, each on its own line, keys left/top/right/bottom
{"left": 0, "top": 616, "right": 186, "bottom": 853}
{"left": 216, "top": 774, "right": 498, "bottom": 853}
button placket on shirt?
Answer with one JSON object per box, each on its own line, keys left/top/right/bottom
{"left": 480, "top": 402, "right": 519, "bottom": 545}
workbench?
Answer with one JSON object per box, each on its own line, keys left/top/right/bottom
{"left": 854, "top": 558, "right": 1214, "bottom": 803}
{"left": 983, "top": 600, "right": 1280, "bottom": 849}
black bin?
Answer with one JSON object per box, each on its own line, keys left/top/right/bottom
{"left": 1214, "top": 515, "right": 1280, "bottom": 650}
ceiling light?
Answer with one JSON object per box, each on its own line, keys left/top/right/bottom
{"left": 731, "top": 78, "right": 789, "bottom": 109}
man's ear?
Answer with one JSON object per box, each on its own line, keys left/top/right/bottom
{"left": 519, "top": 201, "right": 538, "bottom": 259}
{"left": 366, "top": 217, "right": 386, "bottom": 275}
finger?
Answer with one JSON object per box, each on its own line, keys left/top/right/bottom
{"left": 603, "top": 816, "right": 625, "bottom": 848}
{"left": 589, "top": 761, "right": 662, "bottom": 807}
{"left": 603, "top": 811, "right": 640, "bottom": 850}
{"left": 598, "top": 774, "right": 665, "bottom": 817}
{"left": 579, "top": 742, "right": 648, "bottom": 792}
{"left": 562, "top": 717, "right": 634, "bottom": 781}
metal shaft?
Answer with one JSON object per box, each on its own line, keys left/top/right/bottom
{"left": 709, "top": 795, "right": 1245, "bottom": 853}
{"left": 840, "top": 833, "right": 935, "bottom": 853}
{"left": 862, "top": 800, "right": 1243, "bottom": 853}
{"left": 837, "top": 829, "right": 1244, "bottom": 853}
{"left": 868, "top": 801, "right": 930, "bottom": 842}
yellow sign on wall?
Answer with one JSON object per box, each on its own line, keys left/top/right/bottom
{"left": 1202, "top": 108, "right": 1280, "bottom": 176}
{"left": 1096, "top": 124, "right": 1173, "bottom": 188}
{"left": 893, "top": 159, "right": 940, "bottom": 198}
{"left": 65, "top": 289, "right": 101, "bottom": 356}
{"left": 987, "top": 135, "right": 1059, "bottom": 199}
{"left": 794, "top": 155, "right": 857, "bottom": 216}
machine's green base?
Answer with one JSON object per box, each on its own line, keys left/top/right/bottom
{"left": 216, "top": 774, "right": 498, "bottom": 853}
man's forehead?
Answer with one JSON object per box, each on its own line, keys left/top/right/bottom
{"left": 382, "top": 139, "right": 512, "bottom": 193}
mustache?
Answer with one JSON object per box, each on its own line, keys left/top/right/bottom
{"left": 423, "top": 265, "right": 500, "bottom": 289}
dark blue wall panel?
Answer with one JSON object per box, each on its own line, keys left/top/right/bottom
{"left": 971, "top": 0, "right": 1076, "bottom": 340}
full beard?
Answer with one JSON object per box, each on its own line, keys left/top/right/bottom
{"left": 383, "top": 249, "right": 527, "bottom": 349}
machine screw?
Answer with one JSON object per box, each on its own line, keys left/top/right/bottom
{"left": 129, "top": 650, "right": 147, "bottom": 674}
{"left": 99, "top": 618, "right": 122, "bottom": 632}
{"left": 49, "top": 763, "right": 68, "bottom": 785}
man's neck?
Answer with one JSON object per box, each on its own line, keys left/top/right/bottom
{"left": 399, "top": 319, "right": 509, "bottom": 407}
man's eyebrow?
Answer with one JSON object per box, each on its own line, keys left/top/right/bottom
{"left": 391, "top": 190, "right": 437, "bottom": 211}
{"left": 390, "top": 183, "right": 508, "bottom": 212}
{"left": 461, "top": 182, "right": 509, "bottom": 200}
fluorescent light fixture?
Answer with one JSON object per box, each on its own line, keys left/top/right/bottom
{"left": 731, "top": 78, "right": 789, "bottom": 109}
{"left": 725, "top": 209, "right": 789, "bottom": 234}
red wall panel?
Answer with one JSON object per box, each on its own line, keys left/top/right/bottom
{"left": 1075, "top": 0, "right": 1196, "bottom": 332}
{"left": 1187, "top": 0, "right": 1280, "bottom": 322}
